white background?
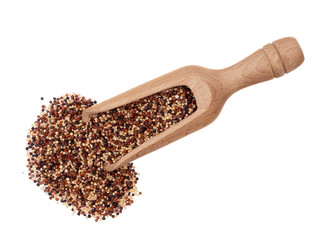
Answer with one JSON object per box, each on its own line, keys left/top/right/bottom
{"left": 0, "top": 1, "right": 319, "bottom": 239}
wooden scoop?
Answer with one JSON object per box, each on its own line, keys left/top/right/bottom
{"left": 82, "top": 37, "right": 304, "bottom": 171}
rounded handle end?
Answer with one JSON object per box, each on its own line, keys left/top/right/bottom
{"left": 262, "top": 37, "right": 304, "bottom": 78}
{"left": 273, "top": 37, "right": 304, "bottom": 74}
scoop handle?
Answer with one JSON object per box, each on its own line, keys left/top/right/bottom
{"left": 220, "top": 37, "right": 304, "bottom": 95}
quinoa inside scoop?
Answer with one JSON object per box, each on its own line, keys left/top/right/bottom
{"left": 26, "top": 86, "right": 197, "bottom": 221}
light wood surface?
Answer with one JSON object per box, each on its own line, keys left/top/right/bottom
{"left": 82, "top": 37, "right": 304, "bottom": 171}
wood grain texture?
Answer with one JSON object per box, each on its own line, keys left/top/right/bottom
{"left": 82, "top": 37, "right": 304, "bottom": 171}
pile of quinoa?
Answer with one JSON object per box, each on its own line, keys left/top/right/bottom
{"left": 26, "top": 86, "right": 197, "bottom": 221}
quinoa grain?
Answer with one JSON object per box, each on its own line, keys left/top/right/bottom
{"left": 26, "top": 86, "right": 197, "bottom": 221}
